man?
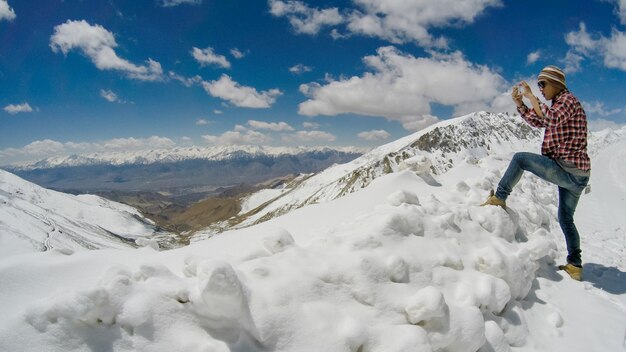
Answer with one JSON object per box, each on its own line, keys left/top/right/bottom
{"left": 482, "top": 65, "right": 591, "bottom": 281}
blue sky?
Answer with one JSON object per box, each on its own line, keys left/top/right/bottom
{"left": 1, "top": 0, "right": 626, "bottom": 165}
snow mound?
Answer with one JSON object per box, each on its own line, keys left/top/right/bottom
{"left": 3, "top": 174, "right": 564, "bottom": 351}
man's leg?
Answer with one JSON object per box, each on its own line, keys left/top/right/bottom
{"left": 558, "top": 186, "right": 584, "bottom": 266}
{"left": 495, "top": 152, "right": 567, "bottom": 201}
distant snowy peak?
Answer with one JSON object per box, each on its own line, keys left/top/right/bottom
{"left": 9, "top": 145, "right": 368, "bottom": 170}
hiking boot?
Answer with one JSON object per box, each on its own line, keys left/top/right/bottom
{"left": 558, "top": 263, "right": 583, "bottom": 281}
{"left": 481, "top": 190, "right": 506, "bottom": 208}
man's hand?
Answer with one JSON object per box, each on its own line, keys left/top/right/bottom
{"left": 518, "top": 81, "right": 533, "bottom": 99}
{"left": 512, "top": 84, "right": 524, "bottom": 107}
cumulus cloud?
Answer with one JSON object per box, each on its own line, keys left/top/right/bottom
{"left": 0, "top": 0, "right": 16, "bottom": 21}
{"left": 527, "top": 50, "right": 541, "bottom": 65}
{"left": 269, "top": 0, "right": 343, "bottom": 35}
{"left": 298, "top": 46, "right": 507, "bottom": 131}
{"left": 565, "top": 22, "right": 626, "bottom": 72}
{"left": 346, "top": 0, "right": 501, "bottom": 47}
{"left": 358, "top": 129, "right": 391, "bottom": 141}
{"left": 191, "top": 47, "right": 231, "bottom": 68}
{"left": 202, "top": 74, "right": 282, "bottom": 108}
{"left": 282, "top": 130, "right": 336, "bottom": 143}
{"left": 202, "top": 128, "right": 272, "bottom": 145}
{"left": 0, "top": 136, "right": 177, "bottom": 165}
{"left": 50, "top": 20, "right": 164, "bottom": 81}
{"left": 289, "top": 64, "right": 313, "bottom": 74}
{"left": 248, "top": 120, "right": 294, "bottom": 131}
{"left": 4, "top": 102, "right": 33, "bottom": 114}
{"left": 159, "top": 0, "right": 202, "bottom": 7}
{"left": 269, "top": 0, "right": 501, "bottom": 48}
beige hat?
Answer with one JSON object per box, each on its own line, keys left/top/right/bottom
{"left": 538, "top": 65, "right": 566, "bottom": 89}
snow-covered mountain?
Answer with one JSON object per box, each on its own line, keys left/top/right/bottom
{"left": 195, "top": 112, "right": 543, "bottom": 237}
{"left": 4, "top": 145, "right": 364, "bottom": 196}
{"left": 1, "top": 112, "right": 625, "bottom": 352}
{"left": 0, "top": 169, "right": 173, "bottom": 258}
{"left": 7, "top": 145, "right": 366, "bottom": 170}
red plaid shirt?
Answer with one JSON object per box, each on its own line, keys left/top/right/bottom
{"left": 517, "top": 89, "right": 591, "bottom": 171}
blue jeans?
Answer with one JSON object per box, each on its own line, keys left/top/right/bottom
{"left": 496, "top": 152, "right": 590, "bottom": 266}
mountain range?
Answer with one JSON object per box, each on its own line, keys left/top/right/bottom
{"left": 2, "top": 146, "right": 364, "bottom": 198}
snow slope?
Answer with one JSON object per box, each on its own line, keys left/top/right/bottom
{"left": 0, "top": 115, "right": 625, "bottom": 352}
{"left": 0, "top": 170, "right": 169, "bottom": 258}
{"left": 199, "top": 112, "right": 541, "bottom": 238}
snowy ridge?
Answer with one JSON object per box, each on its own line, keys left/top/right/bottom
{"left": 7, "top": 145, "right": 367, "bottom": 170}
{"left": 226, "top": 112, "right": 542, "bottom": 235}
{"left": 0, "top": 170, "right": 169, "bottom": 258}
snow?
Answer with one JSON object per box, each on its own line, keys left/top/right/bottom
{"left": 1, "top": 117, "right": 626, "bottom": 351}
{"left": 0, "top": 169, "right": 163, "bottom": 258}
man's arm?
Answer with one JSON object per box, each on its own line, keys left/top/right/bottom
{"left": 513, "top": 82, "right": 547, "bottom": 128}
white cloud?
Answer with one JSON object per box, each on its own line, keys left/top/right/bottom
{"left": 527, "top": 50, "right": 541, "bottom": 65}
{"left": 282, "top": 130, "right": 336, "bottom": 143}
{"left": 202, "top": 74, "right": 282, "bottom": 108}
{"left": 269, "top": 0, "right": 343, "bottom": 35}
{"left": 248, "top": 120, "right": 294, "bottom": 131}
{"left": 563, "top": 50, "right": 586, "bottom": 74}
{"left": 230, "top": 48, "right": 246, "bottom": 59}
{"left": 159, "top": 0, "right": 202, "bottom": 7}
{"left": 584, "top": 101, "right": 623, "bottom": 117}
{"left": 613, "top": 0, "right": 626, "bottom": 25}
{"left": 565, "top": 22, "right": 626, "bottom": 72}
{"left": 269, "top": 0, "right": 501, "bottom": 48}
{"left": 4, "top": 103, "right": 33, "bottom": 114}
{"left": 565, "top": 23, "right": 598, "bottom": 56}
{"left": 298, "top": 46, "right": 506, "bottom": 131}
{"left": 588, "top": 118, "right": 626, "bottom": 131}
{"left": 24, "top": 140, "right": 65, "bottom": 156}
{"left": 0, "top": 0, "right": 16, "bottom": 21}
{"left": 303, "top": 121, "right": 320, "bottom": 129}
{"left": 347, "top": 0, "right": 501, "bottom": 47}
{"left": 358, "top": 129, "right": 390, "bottom": 141}
{"left": 202, "top": 129, "right": 272, "bottom": 145}
{"left": 50, "top": 20, "right": 164, "bottom": 81}
{"left": 100, "top": 89, "right": 119, "bottom": 103}
{"left": 102, "top": 136, "right": 176, "bottom": 151}
{"left": 169, "top": 71, "right": 203, "bottom": 87}
{"left": 191, "top": 47, "right": 231, "bottom": 68}
{"left": 213, "top": 109, "right": 223, "bottom": 114}
{"left": 196, "top": 119, "right": 210, "bottom": 125}
{"left": 0, "top": 136, "right": 177, "bottom": 165}
{"left": 603, "top": 29, "right": 626, "bottom": 71}
{"left": 289, "top": 64, "right": 313, "bottom": 74}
